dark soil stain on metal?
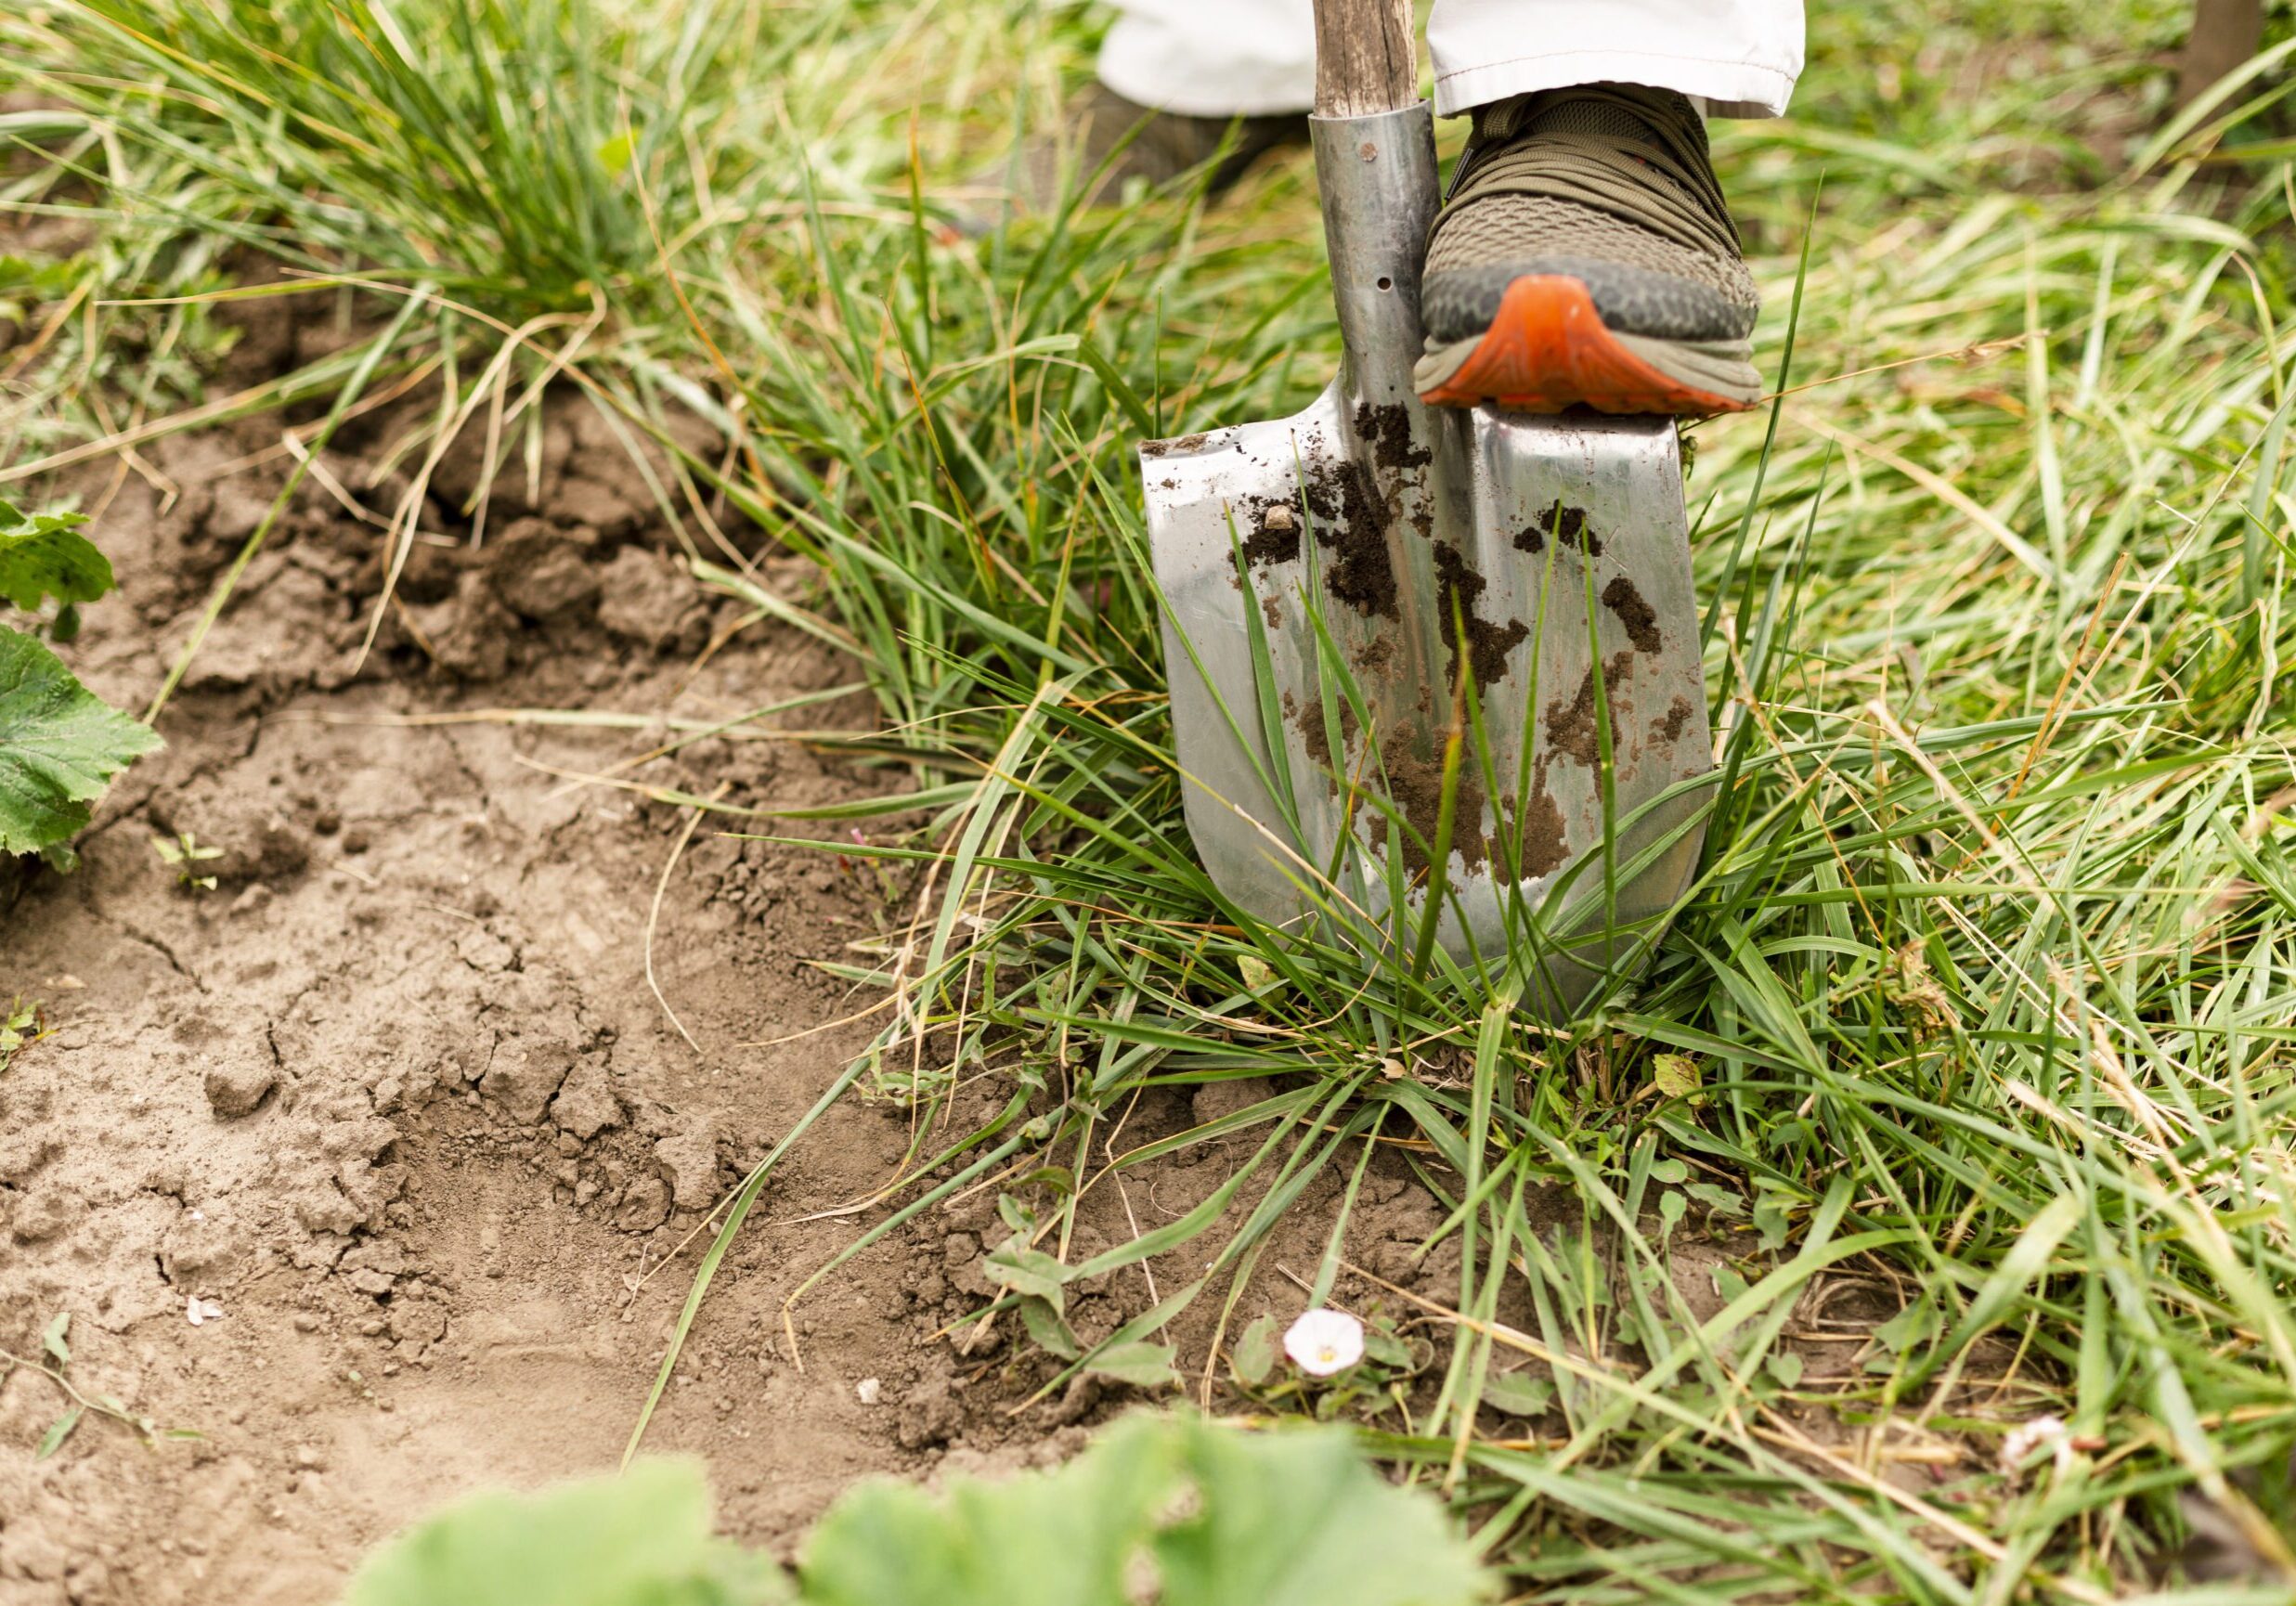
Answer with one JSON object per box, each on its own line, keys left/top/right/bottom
{"left": 1239, "top": 497, "right": 1302, "bottom": 566}
{"left": 1601, "top": 575, "right": 1662, "bottom": 654}
{"left": 1308, "top": 457, "right": 1398, "bottom": 620}
{"left": 1432, "top": 542, "right": 1529, "bottom": 691}
{"left": 1513, "top": 503, "right": 1602, "bottom": 558}
{"left": 1653, "top": 693, "right": 1696, "bottom": 744}
{"left": 1354, "top": 401, "right": 1432, "bottom": 473}
{"left": 1294, "top": 690, "right": 1358, "bottom": 780}
{"left": 1543, "top": 650, "right": 1638, "bottom": 767}
{"left": 1502, "top": 772, "right": 1572, "bottom": 876}
{"left": 1261, "top": 593, "right": 1283, "bottom": 629}
{"left": 1141, "top": 432, "right": 1209, "bottom": 458}
{"left": 1385, "top": 740, "right": 1489, "bottom": 876}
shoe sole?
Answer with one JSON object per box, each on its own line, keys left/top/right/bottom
{"left": 1414, "top": 275, "right": 1761, "bottom": 416}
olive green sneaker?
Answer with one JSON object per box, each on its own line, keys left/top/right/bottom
{"left": 1413, "top": 84, "right": 1762, "bottom": 415}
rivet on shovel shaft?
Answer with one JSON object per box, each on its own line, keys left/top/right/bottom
{"left": 1135, "top": 0, "right": 1714, "bottom": 1020}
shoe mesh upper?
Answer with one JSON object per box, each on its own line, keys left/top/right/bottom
{"left": 1422, "top": 84, "right": 1757, "bottom": 342}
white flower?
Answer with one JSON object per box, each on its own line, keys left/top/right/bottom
{"left": 1283, "top": 1308, "right": 1365, "bottom": 1377}
{"left": 1998, "top": 1414, "right": 2070, "bottom": 1478}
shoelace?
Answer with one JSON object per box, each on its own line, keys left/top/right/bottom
{"left": 1434, "top": 84, "right": 1741, "bottom": 263}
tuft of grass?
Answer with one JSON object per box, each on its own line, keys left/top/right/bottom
{"left": 11, "top": 0, "right": 2296, "bottom": 1596}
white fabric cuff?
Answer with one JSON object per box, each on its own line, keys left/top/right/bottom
{"left": 1432, "top": 50, "right": 1794, "bottom": 120}
{"left": 1096, "top": 14, "right": 1317, "bottom": 117}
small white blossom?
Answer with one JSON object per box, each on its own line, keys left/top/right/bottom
{"left": 1283, "top": 1308, "right": 1365, "bottom": 1377}
{"left": 1998, "top": 1414, "right": 2070, "bottom": 1478}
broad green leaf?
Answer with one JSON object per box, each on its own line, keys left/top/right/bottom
{"left": 1230, "top": 1315, "right": 1280, "bottom": 1387}
{"left": 35, "top": 1407, "right": 81, "bottom": 1460}
{"left": 1153, "top": 1419, "right": 1494, "bottom": 1606}
{"left": 799, "top": 1414, "right": 1174, "bottom": 1606}
{"left": 1480, "top": 1370, "right": 1556, "bottom": 1418}
{"left": 1873, "top": 1298, "right": 1939, "bottom": 1357}
{"left": 0, "top": 625, "right": 161, "bottom": 857}
{"left": 800, "top": 1417, "right": 1490, "bottom": 1606}
{"left": 1018, "top": 1295, "right": 1080, "bottom": 1360}
{"left": 0, "top": 504, "right": 113, "bottom": 615}
{"left": 1684, "top": 1182, "right": 1745, "bottom": 1217}
{"left": 1650, "top": 1055, "right": 1701, "bottom": 1101}
{"left": 1083, "top": 1340, "right": 1179, "bottom": 1390}
{"left": 343, "top": 1457, "right": 786, "bottom": 1606}
{"left": 42, "top": 1311, "right": 69, "bottom": 1366}
{"left": 1766, "top": 1352, "right": 1805, "bottom": 1388}
{"left": 982, "top": 1243, "right": 1068, "bottom": 1313}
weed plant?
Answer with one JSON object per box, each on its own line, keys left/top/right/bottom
{"left": 7, "top": 0, "right": 2296, "bottom": 1596}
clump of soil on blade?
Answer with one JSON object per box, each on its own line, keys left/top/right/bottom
{"left": 1304, "top": 455, "right": 1397, "bottom": 621}
{"left": 1514, "top": 503, "right": 1601, "bottom": 557}
{"left": 1432, "top": 542, "right": 1528, "bottom": 692}
{"left": 1601, "top": 576, "right": 1662, "bottom": 654}
{"left": 1382, "top": 738, "right": 1489, "bottom": 875}
{"left": 1542, "top": 650, "right": 1638, "bottom": 768}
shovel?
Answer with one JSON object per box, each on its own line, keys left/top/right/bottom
{"left": 1138, "top": 0, "right": 1714, "bottom": 1018}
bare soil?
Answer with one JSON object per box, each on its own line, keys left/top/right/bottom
{"left": 0, "top": 302, "right": 1471, "bottom": 1604}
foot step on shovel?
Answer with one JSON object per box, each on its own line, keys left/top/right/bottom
{"left": 1139, "top": 0, "right": 1714, "bottom": 1018}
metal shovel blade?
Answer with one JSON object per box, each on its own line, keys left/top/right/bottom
{"left": 1139, "top": 102, "right": 1714, "bottom": 1018}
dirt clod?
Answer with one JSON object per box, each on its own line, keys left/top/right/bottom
{"left": 480, "top": 1034, "right": 579, "bottom": 1124}
{"left": 1305, "top": 455, "right": 1397, "bottom": 620}
{"left": 1295, "top": 690, "right": 1358, "bottom": 779}
{"left": 596, "top": 545, "right": 702, "bottom": 649}
{"left": 1239, "top": 499, "right": 1301, "bottom": 567}
{"left": 491, "top": 517, "right": 603, "bottom": 619}
{"left": 1601, "top": 576, "right": 1662, "bottom": 654}
{"left": 201, "top": 1051, "right": 278, "bottom": 1119}
{"left": 551, "top": 1057, "right": 625, "bottom": 1139}
{"left": 653, "top": 1114, "right": 722, "bottom": 1212}
{"left": 1510, "top": 782, "right": 1572, "bottom": 877}
{"left": 1354, "top": 401, "right": 1432, "bottom": 473}
{"left": 1654, "top": 694, "right": 1697, "bottom": 745}
{"left": 1433, "top": 542, "right": 1529, "bottom": 691}
{"left": 1513, "top": 503, "right": 1601, "bottom": 557}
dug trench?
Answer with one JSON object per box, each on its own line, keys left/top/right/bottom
{"left": 0, "top": 299, "right": 1630, "bottom": 1604}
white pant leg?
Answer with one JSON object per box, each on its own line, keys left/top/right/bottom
{"left": 1096, "top": 0, "right": 1318, "bottom": 117}
{"left": 1428, "top": 0, "right": 1802, "bottom": 118}
{"left": 1096, "top": 0, "right": 1801, "bottom": 121}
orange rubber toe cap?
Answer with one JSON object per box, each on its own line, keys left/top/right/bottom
{"left": 1419, "top": 275, "right": 1748, "bottom": 416}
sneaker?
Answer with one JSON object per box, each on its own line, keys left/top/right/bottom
{"left": 999, "top": 84, "right": 1308, "bottom": 215}
{"left": 1413, "top": 84, "right": 1762, "bottom": 415}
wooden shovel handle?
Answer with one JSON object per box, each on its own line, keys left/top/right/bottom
{"left": 1313, "top": 0, "right": 1417, "bottom": 117}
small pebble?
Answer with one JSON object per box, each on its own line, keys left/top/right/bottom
{"left": 855, "top": 1378, "right": 882, "bottom": 1405}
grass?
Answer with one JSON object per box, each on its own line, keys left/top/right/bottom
{"left": 8, "top": 0, "right": 2296, "bottom": 1597}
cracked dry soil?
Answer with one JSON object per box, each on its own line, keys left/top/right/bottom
{"left": 0, "top": 303, "right": 1492, "bottom": 1606}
